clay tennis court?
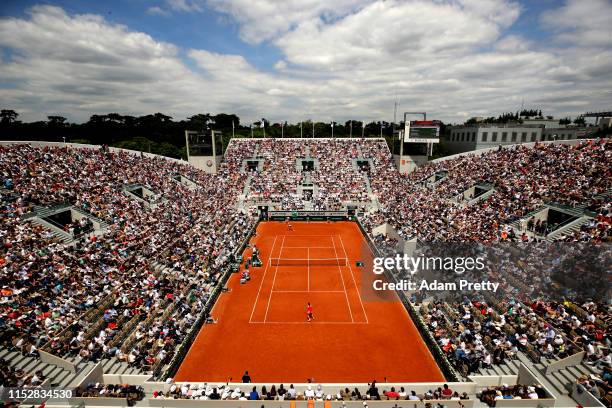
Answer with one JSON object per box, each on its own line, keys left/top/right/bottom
{"left": 175, "top": 221, "right": 444, "bottom": 383}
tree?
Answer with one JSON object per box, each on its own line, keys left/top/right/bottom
{"left": 212, "top": 113, "right": 239, "bottom": 129}
{"left": 0, "top": 109, "right": 19, "bottom": 124}
{"left": 47, "top": 116, "right": 67, "bottom": 126}
{"left": 573, "top": 117, "right": 586, "bottom": 126}
{"left": 188, "top": 114, "right": 213, "bottom": 129}
{"left": 559, "top": 117, "right": 571, "bottom": 125}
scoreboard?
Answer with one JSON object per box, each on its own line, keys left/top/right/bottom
{"left": 404, "top": 120, "right": 440, "bottom": 143}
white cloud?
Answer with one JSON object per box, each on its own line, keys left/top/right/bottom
{"left": 0, "top": 2, "right": 610, "bottom": 125}
{"left": 274, "top": 60, "right": 288, "bottom": 70}
{"left": 205, "top": 0, "right": 370, "bottom": 44}
{"left": 166, "top": 0, "right": 203, "bottom": 12}
{"left": 275, "top": 0, "right": 520, "bottom": 69}
{"left": 541, "top": 0, "right": 612, "bottom": 47}
{"left": 147, "top": 6, "right": 170, "bottom": 17}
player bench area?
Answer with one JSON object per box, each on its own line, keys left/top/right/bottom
{"left": 249, "top": 233, "right": 368, "bottom": 324}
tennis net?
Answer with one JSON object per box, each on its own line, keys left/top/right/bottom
{"left": 269, "top": 257, "right": 347, "bottom": 266}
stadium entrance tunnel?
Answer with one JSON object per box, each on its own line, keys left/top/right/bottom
{"left": 300, "top": 159, "right": 315, "bottom": 171}
{"left": 356, "top": 159, "right": 371, "bottom": 172}
{"left": 258, "top": 205, "right": 269, "bottom": 220}
{"left": 247, "top": 160, "right": 260, "bottom": 171}
{"left": 241, "top": 158, "right": 264, "bottom": 172}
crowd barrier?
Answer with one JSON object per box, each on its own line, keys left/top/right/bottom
{"left": 268, "top": 210, "right": 350, "bottom": 221}
{"left": 39, "top": 350, "right": 78, "bottom": 374}
{"left": 569, "top": 382, "right": 606, "bottom": 408}
{"left": 158, "top": 382, "right": 476, "bottom": 396}
{"left": 67, "top": 397, "right": 128, "bottom": 406}
{"left": 494, "top": 399, "right": 556, "bottom": 407}
{"left": 544, "top": 351, "right": 585, "bottom": 375}
{"left": 148, "top": 399, "right": 474, "bottom": 407}
{"left": 467, "top": 375, "right": 519, "bottom": 392}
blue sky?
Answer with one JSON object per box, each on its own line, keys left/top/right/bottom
{"left": 0, "top": 0, "right": 284, "bottom": 71}
{"left": 0, "top": 0, "right": 611, "bottom": 123}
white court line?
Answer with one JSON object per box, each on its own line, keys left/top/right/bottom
{"left": 281, "top": 234, "right": 336, "bottom": 237}
{"left": 249, "top": 321, "right": 368, "bottom": 325}
{"left": 263, "top": 235, "right": 285, "bottom": 323}
{"left": 331, "top": 236, "right": 354, "bottom": 323}
{"left": 338, "top": 235, "right": 369, "bottom": 324}
{"left": 282, "top": 246, "right": 335, "bottom": 249}
{"left": 272, "top": 290, "right": 346, "bottom": 293}
{"left": 249, "top": 235, "right": 278, "bottom": 323}
{"left": 307, "top": 248, "right": 310, "bottom": 291}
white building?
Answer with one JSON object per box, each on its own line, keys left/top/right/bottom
{"left": 446, "top": 123, "right": 585, "bottom": 154}
{"left": 599, "top": 117, "right": 612, "bottom": 129}
{"left": 522, "top": 118, "right": 562, "bottom": 128}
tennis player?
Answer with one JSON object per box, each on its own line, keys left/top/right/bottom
{"left": 306, "top": 302, "right": 314, "bottom": 322}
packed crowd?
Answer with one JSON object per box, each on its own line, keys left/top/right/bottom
{"left": 416, "top": 239, "right": 609, "bottom": 376}
{"left": 225, "top": 138, "right": 386, "bottom": 210}
{"left": 364, "top": 140, "right": 611, "bottom": 242}
{"left": 0, "top": 144, "right": 253, "bottom": 376}
{"left": 76, "top": 383, "right": 145, "bottom": 405}
{"left": 576, "top": 368, "right": 611, "bottom": 406}
{"left": 0, "top": 357, "right": 45, "bottom": 387}
{"left": 152, "top": 381, "right": 469, "bottom": 402}
{"left": 309, "top": 139, "right": 371, "bottom": 206}
{"left": 420, "top": 295, "right": 600, "bottom": 376}
{"left": 478, "top": 384, "right": 548, "bottom": 406}
{"left": 1, "top": 137, "right": 610, "bottom": 388}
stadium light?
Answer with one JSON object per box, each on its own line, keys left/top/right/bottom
{"left": 261, "top": 119, "right": 266, "bottom": 138}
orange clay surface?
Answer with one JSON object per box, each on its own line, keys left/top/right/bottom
{"left": 175, "top": 221, "right": 444, "bottom": 383}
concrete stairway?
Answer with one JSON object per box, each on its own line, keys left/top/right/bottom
{"left": 515, "top": 352, "right": 600, "bottom": 405}
{"left": 100, "top": 357, "right": 145, "bottom": 375}
{"left": 476, "top": 358, "right": 522, "bottom": 376}
{"left": 573, "top": 188, "right": 611, "bottom": 213}
{"left": 467, "top": 188, "right": 496, "bottom": 205}
{"left": 28, "top": 217, "right": 74, "bottom": 244}
{"left": 355, "top": 144, "right": 364, "bottom": 157}
{"left": 532, "top": 357, "right": 601, "bottom": 396}
{"left": 236, "top": 174, "right": 253, "bottom": 210}
{"left": 505, "top": 203, "right": 594, "bottom": 241}
{"left": 545, "top": 215, "right": 592, "bottom": 242}
{"left": 0, "top": 348, "right": 84, "bottom": 388}
{"left": 477, "top": 352, "right": 594, "bottom": 405}
{"left": 71, "top": 206, "right": 109, "bottom": 232}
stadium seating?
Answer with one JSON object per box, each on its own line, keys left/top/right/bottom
{"left": 0, "top": 138, "right": 610, "bottom": 406}
{"left": 0, "top": 144, "right": 253, "bottom": 377}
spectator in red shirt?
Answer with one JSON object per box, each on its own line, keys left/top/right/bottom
{"left": 441, "top": 384, "right": 453, "bottom": 398}
{"left": 383, "top": 387, "right": 399, "bottom": 399}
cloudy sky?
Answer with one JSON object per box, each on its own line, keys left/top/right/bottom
{"left": 0, "top": 0, "right": 611, "bottom": 124}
